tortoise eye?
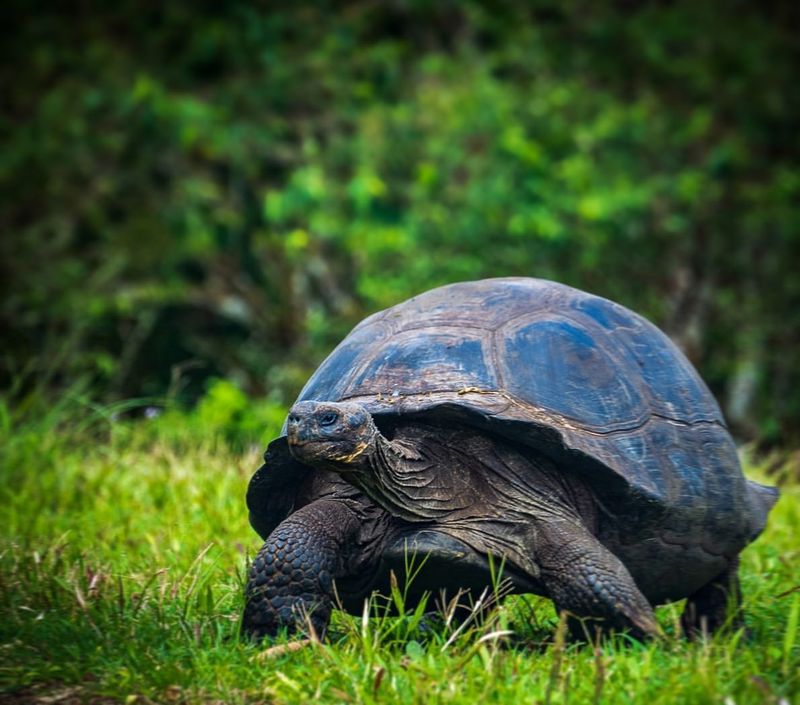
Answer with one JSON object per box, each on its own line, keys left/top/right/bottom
{"left": 319, "top": 411, "right": 338, "bottom": 427}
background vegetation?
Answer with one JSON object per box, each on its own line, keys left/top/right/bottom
{"left": 2, "top": 2, "right": 799, "bottom": 703}
{"left": 3, "top": 0, "right": 800, "bottom": 445}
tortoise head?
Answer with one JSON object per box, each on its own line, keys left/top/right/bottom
{"left": 286, "top": 400, "right": 378, "bottom": 471}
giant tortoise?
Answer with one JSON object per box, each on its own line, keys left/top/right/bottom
{"left": 242, "top": 277, "right": 778, "bottom": 640}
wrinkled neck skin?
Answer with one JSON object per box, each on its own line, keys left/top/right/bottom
{"left": 320, "top": 428, "right": 457, "bottom": 523}
{"left": 314, "top": 422, "right": 593, "bottom": 531}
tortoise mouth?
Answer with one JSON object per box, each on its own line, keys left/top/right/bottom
{"left": 286, "top": 437, "right": 366, "bottom": 471}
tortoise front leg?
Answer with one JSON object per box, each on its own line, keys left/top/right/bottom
{"left": 535, "top": 520, "right": 660, "bottom": 641}
{"left": 243, "top": 499, "right": 362, "bottom": 640}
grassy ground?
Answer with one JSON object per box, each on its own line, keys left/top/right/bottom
{"left": 0, "top": 399, "right": 797, "bottom": 705}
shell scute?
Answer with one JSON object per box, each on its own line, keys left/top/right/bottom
{"left": 498, "top": 315, "right": 647, "bottom": 430}
{"left": 345, "top": 329, "right": 495, "bottom": 398}
{"left": 573, "top": 296, "right": 722, "bottom": 425}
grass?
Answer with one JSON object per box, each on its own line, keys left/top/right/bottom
{"left": 0, "top": 397, "right": 798, "bottom": 705}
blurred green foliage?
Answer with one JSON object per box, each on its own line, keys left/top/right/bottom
{"left": 2, "top": 1, "right": 799, "bottom": 443}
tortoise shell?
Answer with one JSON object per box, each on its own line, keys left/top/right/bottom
{"left": 249, "top": 278, "right": 764, "bottom": 553}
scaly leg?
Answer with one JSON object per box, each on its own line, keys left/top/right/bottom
{"left": 243, "top": 499, "right": 363, "bottom": 640}
{"left": 535, "top": 519, "right": 660, "bottom": 641}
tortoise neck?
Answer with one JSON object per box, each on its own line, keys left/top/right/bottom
{"left": 347, "top": 429, "right": 462, "bottom": 522}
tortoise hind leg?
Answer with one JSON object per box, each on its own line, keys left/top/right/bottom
{"left": 535, "top": 520, "right": 660, "bottom": 641}
{"left": 680, "top": 557, "right": 743, "bottom": 638}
